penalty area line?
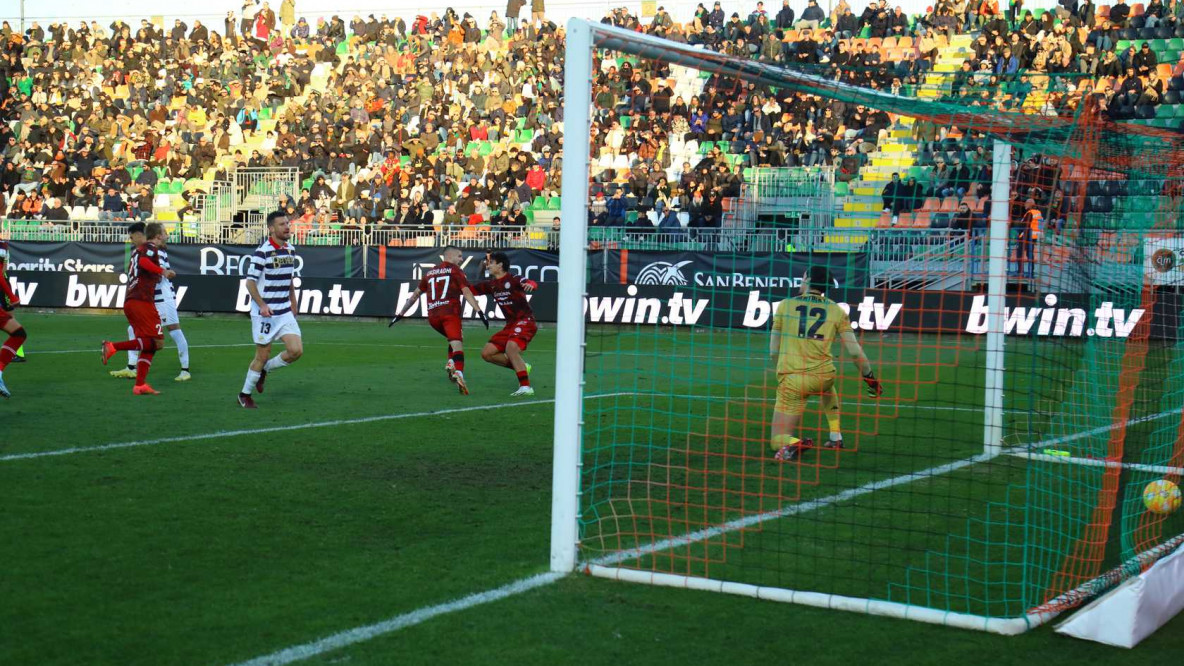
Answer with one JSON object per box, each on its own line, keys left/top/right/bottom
{"left": 0, "top": 392, "right": 635, "bottom": 463}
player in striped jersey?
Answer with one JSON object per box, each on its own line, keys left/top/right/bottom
{"left": 0, "top": 238, "right": 28, "bottom": 398}
{"left": 238, "top": 211, "right": 303, "bottom": 408}
{"left": 110, "top": 223, "right": 192, "bottom": 382}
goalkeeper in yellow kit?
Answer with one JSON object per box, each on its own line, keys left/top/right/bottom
{"left": 769, "top": 266, "right": 883, "bottom": 462}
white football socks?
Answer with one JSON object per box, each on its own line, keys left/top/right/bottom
{"left": 263, "top": 355, "right": 290, "bottom": 372}
{"left": 242, "top": 369, "right": 261, "bottom": 395}
{"left": 170, "top": 329, "right": 190, "bottom": 370}
{"left": 127, "top": 325, "right": 139, "bottom": 367}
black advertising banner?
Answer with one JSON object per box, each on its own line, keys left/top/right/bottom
{"left": 6, "top": 241, "right": 364, "bottom": 278}
{"left": 5, "top": 241, "right": 124, "bottom": 273}
{"left": 5, "top": 270, "right": 550, "bottom": 322}
{"left": 167, "top": 244, "right": 364, "bottom": 279}
{"left": 366, "top": 246, "right": 559, "bottom": 281}
{"left": 7, "top": 269, "right": 1174, "bottom": 340}
{"left": 588, "top": 249, "right": 871, "bottom": 291}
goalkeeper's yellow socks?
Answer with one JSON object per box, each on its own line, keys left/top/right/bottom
{"left": 771, "top": 435, "right": 800, "bottom": 452}
{"left": 825, "top": 411, "right": 840, "bottom": 434}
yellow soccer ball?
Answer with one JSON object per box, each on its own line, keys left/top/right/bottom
{"left": 1143, "top": 479, "right": 1182, "bottom": 515}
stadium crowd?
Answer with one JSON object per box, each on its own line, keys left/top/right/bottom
{"left": 0, "top": 0, "right": 1176, "bottom": 237}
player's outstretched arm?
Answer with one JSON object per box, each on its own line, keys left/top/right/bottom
{"left": 840, "top": 330, "right": 882, "bottom": 397}
{"left": 390, "top": 288, "right": 422, "bottom": 326}
{"left": 462, "top": 286, "right": 489, "bottom": 328}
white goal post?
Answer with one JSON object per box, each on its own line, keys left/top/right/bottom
{"left": 549, "top": 17, "right": 1011, "bottom": 572}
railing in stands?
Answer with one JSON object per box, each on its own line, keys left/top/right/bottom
{"left": 1, "top": 219, "right": 965, "bottom": 258}
{"left": 233, "top": 167, "right": 299, "bottom": 213}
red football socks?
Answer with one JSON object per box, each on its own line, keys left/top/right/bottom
{"left": 516, "top": 370, "right": 530, "bottom": 387}
{"left": 451, "top": 351, "right": 465, "bottom": 372}
{"left": 0, "top": 330, "right": 26, "bottom": 371}
{"left": 135, "top": 350, "right": 155, "bottom": 385}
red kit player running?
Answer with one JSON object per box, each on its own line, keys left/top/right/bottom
{"left": 0, "top": 238, "right": 27, "bottom": 398}
{"left": 391, "top": 245, "right": 487, "bottom": 394}
{"left": 100, "top": 222, "right": 175, "bottom": 395}
{"left": 472, "top": 252, "right": 539, "bottom": 397}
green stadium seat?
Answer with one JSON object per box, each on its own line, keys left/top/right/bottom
{"left": 1150, "top": 38, "right": 1167, "bottom": 51}
{"left": 479, "top": 141, "right": 493, "bottom": 156}
{"left": 834, "top": 181, "right": 850, "bottom": 197}
{"left": 531, "top": 196, "right": 548, "bottom": 210}
{"left": 620, "top": 115, "right": 631, "bottom": 129}
{"left": 516, "top": 117, "right": 526, "bottom": 130}
{"left": 546, "top": 197, "right": 561, "bottom": 210}
{"left": 335, "top": 41, "right": 349, "bottom": 55}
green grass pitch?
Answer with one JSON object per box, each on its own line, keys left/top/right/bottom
{"left": 1, "top": 312, "right": 1181, "bottom": 665}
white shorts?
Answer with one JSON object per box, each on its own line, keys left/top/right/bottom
{"left": 251, "top": 311, "right": 302, "bottom": 346}
{"left": 156, "top": 297, "right": 179, "bottom": 327}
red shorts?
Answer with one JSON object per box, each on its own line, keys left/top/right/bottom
{"left": 489, "top": 318, "right": 537, "bottom": 353}
{"left": 125, "top": 299, "right": 163, "bottom": 339}
{"left": 428, "top": 314, "right": 463, "bottom": 342}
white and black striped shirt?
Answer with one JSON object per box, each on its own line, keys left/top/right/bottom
{"left": 248, "top": 238, "right": 298, "bottom": 316}
{"left": 154, "top": 248, "right": 174, "bottom": 304}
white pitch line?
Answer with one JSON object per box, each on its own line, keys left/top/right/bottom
{"left": 226, "top": 572, "right": 564, "bottom": 666}
{"left": 222, "top": 405, "right": 1184, "bottom": 666}
{"left": 33, "top": 343, "right": 257, "bottom": 354}
{"left": 0, "top": 393, "right": 633, "bottom": 463}
{"left": 591, "top": 452, "right": 998, "bottom": 567}
{"left": 1004, "top": 451, "right": 1184, "bottom": 475}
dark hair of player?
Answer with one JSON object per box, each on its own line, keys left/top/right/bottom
{"left": 127, "top": 222, "right": 146, "bottom": 235}
{"left": 266, "top": 210, "right": 287, "bottom": 226}
{"left": 443, "top": 245, "right": 461, "bottom": 254}
{"left": 806, "top": 266, "right": 832, "bottom": 293}
{"left": 144, "top": 222, "right": 165, "bottom": 240}
{"left": 488, "top": 252, "right": 511, "bottom": 273}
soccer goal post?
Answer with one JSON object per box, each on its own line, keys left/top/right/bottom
{"left": 551, "top": 18, "right": 1184, "bottom": 634}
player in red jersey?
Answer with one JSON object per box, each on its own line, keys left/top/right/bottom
{"left": 391, "top": 245, "right": 488, "bottom": 394}
{"left": 472, "top": 251, "right": 539, "bottom": 397}
{"left": 100, "top": 222, "right": 175, "bottom": 395}
{"left": 0, "top": 238, "right": 27, "bottom": 398}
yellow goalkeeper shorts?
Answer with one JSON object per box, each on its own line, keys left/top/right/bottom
{"left": 775, "top": 371, "right": 836, "bottom": 416}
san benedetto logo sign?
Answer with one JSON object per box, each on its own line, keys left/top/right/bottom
{"left": 636, "top": 261, "right": 693, "bottom": 286}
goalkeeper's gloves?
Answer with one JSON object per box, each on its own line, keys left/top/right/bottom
{"left": 862, "top": 370, "right": 883, "bottom": 398}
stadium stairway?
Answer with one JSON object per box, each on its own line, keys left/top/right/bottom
{"left": 833, "top": 33, "right": 975, "bottom": 231}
